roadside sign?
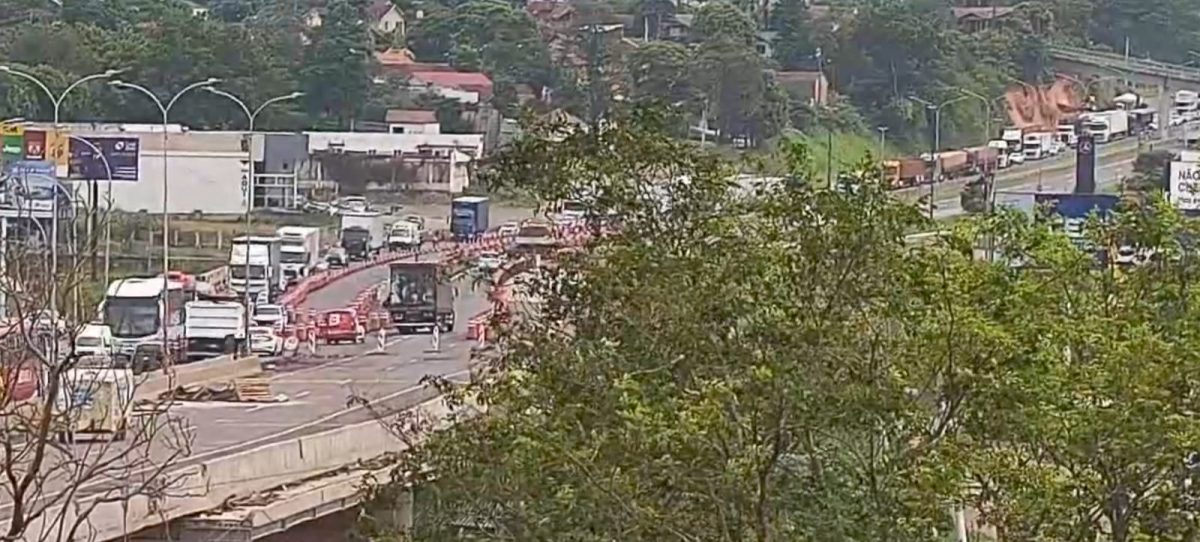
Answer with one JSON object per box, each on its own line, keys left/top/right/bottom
{"left": 22, "top": 130, "right": 45, "bottom": 160}
{"left": 5, "top": 160, "right": 55, "bottom": 178}
{"left": 1, "top": 124, "right": 23, "bottom": 159}
{"left": 45, "top": 130, "right": 69, "bottom": 177}
{"left": 68, "top": 136, "right": 140, "bottom": 181}
{"left": 1170, "top": 161, "right": 1200, "bottom": 211}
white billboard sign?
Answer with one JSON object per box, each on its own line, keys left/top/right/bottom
{"left": 1170, "top": 161, "right": 1200, "bottom": 211}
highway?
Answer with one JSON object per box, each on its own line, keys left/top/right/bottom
{"left": 0, "top": 251, "right": 488, "bottom": 539}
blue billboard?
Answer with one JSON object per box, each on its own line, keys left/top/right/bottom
{"left": 1034, "top": 193, "right": 1120, "bottom": 219}
{"left": 4, "top": 160, "right": 54, "bottom": 178}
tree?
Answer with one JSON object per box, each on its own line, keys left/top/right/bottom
{"left": 692, "top": 1, "right": 757, "bottom": 45}
{"left": 770, "top": 0, "right": 815, "bottom": 70}
{"left": 301, "top": 0, "right": 372, "bottom": 127}
{"left": 1123, "top": 149, "right": 1172, "bottom": 193}
{"left": 626, "top": 41, "right": 693, "bottom": 106}
{"left": 0, "top": 179, "right": 191, "bottom": 541}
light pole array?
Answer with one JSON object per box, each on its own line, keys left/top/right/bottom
{"left": 909, "top": 95, "right": 970, "bottom": 219}
{"left": 0, "top": 66, "right": 124, "bottom": 340}
{"left": 203, "top": 87, "right": 303, "bottom": 348}
{"left": 109, "top": 78, "right": 218, "bottom": 368}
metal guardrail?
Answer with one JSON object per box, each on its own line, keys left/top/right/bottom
{"left": 1048, "top": 45, "right": 1200, "bottom": 83}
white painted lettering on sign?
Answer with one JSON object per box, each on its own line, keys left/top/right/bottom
{"left": 1170, "top": 161, "right": 1200, "bottom": 211}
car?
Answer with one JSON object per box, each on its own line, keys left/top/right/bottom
{"left": 248, "top": 326, "right": 283, "bottom": 356}
{"left": 325, "top": 247, "right": 348, "bottom": 269}
{"left": 336, "top": 196, "right": 369, "bottom": 214}
{"left": 74, "top": 323, "right": 115, "bottom": 358}
{"left": 498, "top": 221, "right": 520, "bottom": 237}
{"left": 1008, "top": 152, "right": 1026, "bottom": 165}
{"left": 476, "top": 251, "right": 504, "bottom": 271}
{"left": 252, "top": 304, "right": 287, "bottom": 328}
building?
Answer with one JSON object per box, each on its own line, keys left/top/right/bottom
{"left": 408, "top": 71, "right": 494, "bottom": 104}
{"left": 385, "top": 110, "right": 440, "bottom": 134}
{"left": 303, "top": 7, "right": 323, "bottom": 28}
{"left": 950, "top": 6, "right": 1016, "bottom": 32}
{"left": 367, "top": 0, "right": 406, "bottom": 34}
{"left": 774, "top": 70, "right": 830, "bottom": 106}
{"left": 305, "top": 132, "right": 483, "bottom": 194}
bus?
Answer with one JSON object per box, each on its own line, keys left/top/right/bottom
{"left": 100, "top": 277, "right": 187, "bottom": 363}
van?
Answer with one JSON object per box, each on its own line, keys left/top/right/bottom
{"left": 74, "top": 324, "right": 114, "bottom": 358}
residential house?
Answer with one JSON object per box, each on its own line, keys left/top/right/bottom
{"left": 950, "top": 6, "right": 1015, "bottom": 32}
{"left": 409, "top": 71, "right": 494, "bottom": 104}
{"left": 386, "top": 109, "right": 441, "bottom": 134}
{"left": 774, "top": 70, "right": 829, "bottom": 106}
{"left": 367, "top": 0, "right": 406, "bottom": 34}
{"left": 376, "top": 48, "right": 456, "bottom": 76}
{"left": 303, "top": 7, "right": 323, "bottom": 28}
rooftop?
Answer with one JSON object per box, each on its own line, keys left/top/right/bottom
{"left": 385, "top": 109, "right": 438, "bottom": 124}
{"left": 376, "top": 47, "right": 416, "bottom": 65}
{"left": 410, "top": 71, "right": 494, "bottom": 90}
{"left": 366, "top": 0, "right": 398, "bottom": 21}
{"left": 950, "top": 6, "right": 1016, "bottom": 20}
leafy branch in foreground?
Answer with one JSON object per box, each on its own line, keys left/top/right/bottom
{"left": 365, "top": 114, "right": 1200, "bottom": 542}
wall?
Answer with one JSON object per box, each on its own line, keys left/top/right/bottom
{"left": 388, "top": 122, "right": 441, "bottom": 134}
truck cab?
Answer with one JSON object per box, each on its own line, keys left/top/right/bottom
{"left": 184, "top": 301, "right": 247, "bottom": 361}
{"left": 387, "top": 220, "right": 421, "bottom": 251}
{"left": 229, "top": 236, "right": 283, "bottom": 302}
{"left": 276, "top": 226, "right": 321, "bottom": 286}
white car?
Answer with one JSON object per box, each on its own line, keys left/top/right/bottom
{"left": 476, "top": 251, "right": 504, "bottom": 271}
{"left": 1008, "top": 152, "right": 1026, "bottom": 165}
{"left": 497, "top": 221, "right": 520, "bottom": 237}
{"left": 252, "top": 304, "right": 287, "bottom": 328}
{"left": 248, "top": 326, "right": 282, "bottom": 356}
{"left": 74, "top": 323, "right": 115, "bottom": 358}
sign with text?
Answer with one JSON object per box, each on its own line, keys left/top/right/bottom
{"left": 68, "top": 136, "right": 139, "bottom": 181}
{"left": 45, "top": 130, "right": 69, "bottom": 176}
{"left": 22, "top": 130, "right": 45, "bottom": 160}
{"left": 1170, "top": 161, "right": 1200, "bottom": 211}
{"left": 1, "top": 124, "right": 23, "bottom": 159}
{"left": 4, "top": 160, "right": 55, "bottom": 178}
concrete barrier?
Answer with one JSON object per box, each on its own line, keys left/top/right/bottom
{"left": 19, "top": 391, "right": 455, "bottom": 542}
{"left": 134, "top": 355, "right": 263, "bottom": 400}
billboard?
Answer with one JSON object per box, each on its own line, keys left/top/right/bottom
{"left": 4, "top": 160, "right": 55, "bottom": 178}
{"left": 1074, "top": 133, "right": 1096, "bottom": 193}
{"left": 1170, "top": 161, "right": 1200, "bottom": 211}
{"left": 68, "top": 136, "right": 139, "bottom": 181}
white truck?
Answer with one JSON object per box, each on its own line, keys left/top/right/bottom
{"left": 1055, "top": 121, "right": 1078, "bottom": 148}
{"left": 1001, "top": 128, "right": 1025, "bottom": 165}
{"left": 386, "top": 220, "right": 421, "bottom": 251}
{"left": 276, "top": 226, "right": 321, "bottom": 285}
{"left": 986, "top": 140, "right": 1012, "bottom": 169}
{"left": 230, "top": 236, "right": 284, "bottom": 302}
{"left": 340, "top": 211, "right": 388, "bottom": 261}
{"left": 1175, "top": 90, "right": 1199, "bottom": 122}
{"left": 184, "top": 300, "right": 247, "bottom": 361}
{"left": 1082, "top": 110, "right": 1130, "bottom": 143}
{"left": 1022, "top": 132, "right": 1054, "bottom": 161}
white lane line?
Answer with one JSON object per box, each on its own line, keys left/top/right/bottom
{"left": 294, "top": 390, "right": 311, "bottom": 399}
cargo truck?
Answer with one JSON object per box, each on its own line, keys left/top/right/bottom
{"left": 229, "top": 236, "right": 284, "bottom": 301}
{"left": 386, "top": 261, "right": 455, "bottom": 333}
{"left": 184, "top": 300, "right": 246, "bottom": 361}
{"left": 451, "top": 196, "right": 490, "bottom": 241}
{"left": 340, "top": 211, "right": 387, "bottom": 261}
{"left": 965, "top": 146, "right": 999, "bottom": 174}
{"left": 276, "top": 226, "right": 321, "bottom": 285}
{"left": 986, "top": 140, "right": 1011, "bottom": 169}
{"left": 883, "top": 158, "right": 927, "bottom": 188}
{"left": 387, "top": 220, "right": 421, "bottom": 251}
{"left": 1082, "top": 110, "right": 1129, "bottom": 143}
{"left": 936, "top": 150, "right": 970, "bottom": 180}
{"left": 1022, "top": 132, "right": 1054, "bottom": 160}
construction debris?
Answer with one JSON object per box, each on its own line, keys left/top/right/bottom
{"left": 160, "top": 380, "right": 288, "bottom": 403}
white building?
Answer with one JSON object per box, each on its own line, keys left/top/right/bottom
{"left": 386, "top": 109, "right": 440, "bottom": 134}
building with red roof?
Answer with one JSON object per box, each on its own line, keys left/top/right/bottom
{"left": 409, "top": 71, "right": 494, "bottom": 103}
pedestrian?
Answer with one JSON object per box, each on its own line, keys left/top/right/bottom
{"left": 431, "top": 324, "right": 441, "bottom": 352}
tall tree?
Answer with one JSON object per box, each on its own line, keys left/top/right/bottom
{"left": 692, "top": 0, "right": 757, "bottom": 45}
{"left": 770, "top": 0, "right": 814, "bottom": 70}
{"left": 301, "top": 0, "right": 372, "bottom": 127}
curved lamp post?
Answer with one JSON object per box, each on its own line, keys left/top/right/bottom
{"left": 203, "top": 87, "right": 302, "bottom": 346}
{"left": 109, "top": 77, "right": 219, "bottom": 369}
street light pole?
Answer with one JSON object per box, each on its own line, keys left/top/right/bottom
{"left": 203, "top": 88, "right": 303, "bottom": 350}
{"left": 909, "top": 95, "right": 969, "bottom": 219}
{"left": 109, "top": 78, "right": 219, "bottom": 369}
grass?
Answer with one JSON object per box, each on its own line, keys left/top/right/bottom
{"left": 740, "top": 130, "right": 895, "bottom": 178}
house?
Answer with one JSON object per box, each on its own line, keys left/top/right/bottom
{"left": 662, "top": 13, "right": 693, "bottom": 41}
{"left": 376, "top": 48, "right": 456, "bottom": 76}
{"left": 386, "top": 109, "right": 440, "bottom": 134}
{"left": 774, "top": 70, "right": 829, "bottom": 106}
{"left": 950, "top": 6, "right": 1015, "bottom": 32}
{"left": 409, "top": 71, "right": 494, "bottom": 104}
{"left": 367, "top": 0, "right": 406, "bottom": 34}
{"left": 756, "top": 30, "right": 778, "bottom": 59}
{"left": 303, "top": 7, "right": 323, "bottom": 28}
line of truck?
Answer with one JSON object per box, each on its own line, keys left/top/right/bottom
{"left": 884, "top": 91, "right": 1162, "bottom": 189}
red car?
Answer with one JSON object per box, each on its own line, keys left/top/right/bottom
{"left": 317, "top": 309, "right": 365, "bottom": 345}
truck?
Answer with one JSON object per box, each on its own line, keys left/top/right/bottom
{"left": 451, "top": 196, "right": 490, "bottom": 241}
{"left": 965, "top": 146, "right": 1000, "bottom": 174}
{"left": 1082, "top": 110, "right": 1129, "bottom": 143}
{"left": 936, "top": 150, "right": 970, "bottom": 180}
{"left": 1001, "top": 128, "right": 1024, "bottom": 163}
{"left": 986, "top": 140, "right": 1011, "bottom": 169}
{"left": 340, "top": 211, "right": 387, "bottom": 261}
{"left": 1022, "top": 132, "right": 1054, "bottom": 160}
{"left": 276, "top": 226, "right": 321, "bottom": 285}
{"left": 1174, "top": 90, "right": 1199, "bottom": 121}
{"left": 882, "top": 158, "right": 927, "bottom": 188}
{"left": 183, "top": 300, "right": 246, "bottom": 361}
{"left": 100, "top": 277, "right": 187, "bottom": 362}
{"left": 387, "top": 220, "right": 421, "bottom": 251}
{"left": 229, "top": 236, "right": 283, "bottom": 302}
{"left": 386, "top": 261, "right": 455, "bottom": 333}
{"left": 1056, "top": 121, "right": 1078, "bottom": 148}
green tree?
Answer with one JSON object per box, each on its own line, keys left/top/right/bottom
{"left": 692, "top": 1, "right": 757, "bottom": 45}
{"left": 301, "top": 0, "right": 372, "bottom": 127}
{"left": 769, "top": 0, "right": 814, "bottom": 70}
{"left": 625, "top": 41, "right": 693, "bottom": 106}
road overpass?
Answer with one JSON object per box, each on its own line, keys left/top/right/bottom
{"left": 1047, "top": 45, "right": 1200, "bottom": 139}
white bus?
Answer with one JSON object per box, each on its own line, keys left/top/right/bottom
{"left": 100, "top": 277, "right": 187, "bottom": 362}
